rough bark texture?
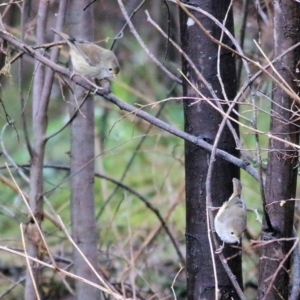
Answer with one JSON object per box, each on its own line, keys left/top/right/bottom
{"left": 258, "top": 2, "right": 300, "bottom": 299}
{"left": 180, "top": 1, "right": 241, "bottom": 299}
{"left": 67, "top": 2, "right": 101, "bottom": 299}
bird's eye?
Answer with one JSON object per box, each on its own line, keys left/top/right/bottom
{"left": 230, "top": 231, "right": 234, "bottom": 235}
{"left": 109, "top": 68, "right": 113, "bottom": 71}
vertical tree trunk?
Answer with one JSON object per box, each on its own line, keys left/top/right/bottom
{"left": 25, "top": 1, "right": 49, "bottom": 299}
{"left": 258, "top": 2, "right": 300, "bottom": 299}
{"left": 24, "top": 1, "right": 67, "bottom": 298}
{"left": 180, "top": 1, "right": 241, "bottom": 299}
{"left": 67, "top": 2, "right": 101, "bottom": 299}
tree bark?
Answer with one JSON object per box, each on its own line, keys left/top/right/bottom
{"left": 23, "top": 0, "right": 67, "bottom": 298}
{"left": 258, "top": 2, "right": 300, "bottom": 299}
{"left": 25, "top": 1, "right": 49, "bottom": 299}
{"left": 67, "top": 2, "right": 101, "bottom": 299}
{"left": 180, "top": 1, "right": 241, "bottom": 299}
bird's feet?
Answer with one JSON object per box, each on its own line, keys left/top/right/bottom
{"left": 70, "top": 72, "right": 103, "bottom": 93}
{"left": 215, "top": 242, "right": 224, "bottom": 254}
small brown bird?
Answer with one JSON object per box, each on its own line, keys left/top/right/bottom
{"left": 214, "top": 178, "right": 247, "bottom": 253}
{"left": 52, "top": 29, "right": 120, "bottom": 81}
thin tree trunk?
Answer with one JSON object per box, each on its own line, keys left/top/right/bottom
{"left": 24, "top": 1, "right": 49, "bottom": 298}
{"left": 67, "top": 2, "right": 101, "bottom": 299}
{"left": 258, "top": 1, "right": 300, "bottom": 299}
{"left": 180, "top": 1, "right": 241, "bottom": 299}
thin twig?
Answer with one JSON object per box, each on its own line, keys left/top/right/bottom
{"left": 0, "top": 173, "right": 62, "bottom": 229}
{"left": 181, "top": 73, "right": 246, "bottom": 298}
{"left": 0, "top": 275, "right": 25, "bottom": 298}
{"left": 132, "top": 183, "right": 184, "bottom": 263}
{"left": 117, "top": 0, "right": 181, "bottom": 84}
{"left": 45, "top": 90, "right": 89, "bottom": 142}
{"left": 111, "top": 0, "right": 146, "bottom": 50}
{"left": 171, "top": 264, "right": 184, "bottom": 300}
{"left": 146, "top": 9, "right": 242, "bottom": 157}
{"left": 0, "top": 245, "right": 131, "bottom": 300}
{"left": 56, "top": 215, "right": 123, "bottom": 298}
{"left": 96, "top": 101, "right": 167, "bottom": 219}
{"left": 20, "top": 223, "right": 41, "bottom": 300}
{"left": 0, "top": 28, "right": 260, "bottom": 180}
{"left": 173, "top": 0, "right": 300, "bottom": 104}
{"left": 237, "top": 0, "right": 250, "bottom": 87}
{"left": 1, "top": 162, "right": 185, "bottom": 264}
{"left": 1, "top": 123, "right": 29, "bottom": 183}
{"left": 262, "top": 237, "right": 299, "bottom": 300}
{"left": 205, "top": 2, "right": 234, "bottom": 297}
{"left": 254, "top": 40, "right": 299, "bottom": 101}
{"left": 186, "top": 84, "right": 300, "bottom": 151}
{"left": 6, "top": 164, "right": 57, "bottom": 268}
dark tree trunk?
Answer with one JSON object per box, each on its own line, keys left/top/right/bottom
{"left": 258, "top": 1, "right": 300, "bottom": 299}
{"left": 67, "top": 2, "right": 101, "bottom": 299}
{"left": 180, "top": 1, "right": 241, "bottom": 299}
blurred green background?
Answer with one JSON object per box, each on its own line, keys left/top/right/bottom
{"left": 0, "top": 1, "right": 297, "bottom": 299}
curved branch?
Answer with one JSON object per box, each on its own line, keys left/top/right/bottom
{"left": 0, "top": 29, "right": 259, "bottom": 181}
{"left": 117, "top": 0, "right": 181, "bottom": 84}
{"left": 0, "top": 163, "right": 185, "bottom": 265}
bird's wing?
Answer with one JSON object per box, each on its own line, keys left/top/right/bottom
{"left": 52, "top": 29, "right": 95, "bottom": 66}
{"left": 51, "top": 28, "right": 70, "bottom": 41}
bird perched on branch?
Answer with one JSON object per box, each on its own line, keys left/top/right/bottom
{"left": 214, "top": 178, "right": 247, "bottom": 253}
{"left": 52, "top": 29, "right": 120, "bottom": 85}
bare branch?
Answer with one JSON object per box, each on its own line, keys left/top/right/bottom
{"left": 0, "top": 28, "right": 260, "bottom": 180}
{"left": 117, "top": 0, "right": 181, "bottom": 84}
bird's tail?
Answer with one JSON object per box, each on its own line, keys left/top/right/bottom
{"left": 51, "top": 28, "right": 71, "bottom": 42}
